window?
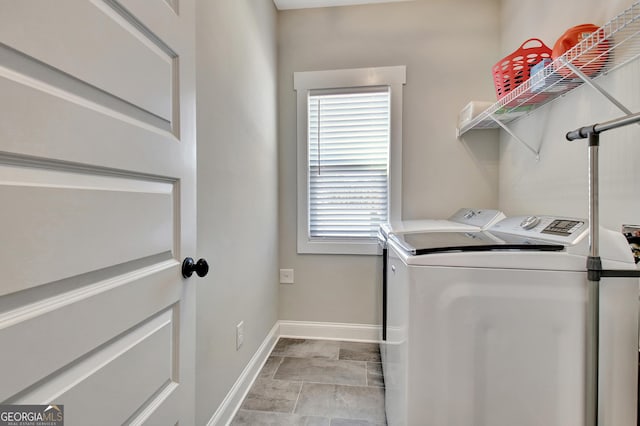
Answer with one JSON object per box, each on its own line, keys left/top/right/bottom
{"left": 294, "top": 66, "right": 406, "bottom": 255}
{"left": 308, "top": 89, "right": 390, "bottom": 239}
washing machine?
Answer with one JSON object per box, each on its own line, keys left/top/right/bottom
{"left": 384, "top": 215, "right": 639, "bottom": 426}
{"left": 377, "top": 208, "right": 505, "bottom": 365}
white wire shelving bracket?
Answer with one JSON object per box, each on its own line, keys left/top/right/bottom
{"left": 488, "top": 113, "right": 540, "bottom": 160}
{"left": 457, "top": 1, "right": 640, "bottom": 157}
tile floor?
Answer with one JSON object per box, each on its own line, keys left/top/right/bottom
{"left": 230, "top": 338, "right": 387, "bottom": 426}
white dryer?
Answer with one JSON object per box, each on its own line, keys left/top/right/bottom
{"left": 377, "top": 209, "right": 505, "bottom": 359}
{"left": 384, "top": 215, "right": 639, "bottom": 426}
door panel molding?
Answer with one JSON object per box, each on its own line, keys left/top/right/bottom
{"left": 0, "top": 0, "right": 176, "bottom": 123}
{"left": 127, "top": 381, "right": 180, "bottom": 425}
{"left": 0, "top": 167, "right": 176, "bottom": 294}
{"left": 10, "top": 309, "right": 178, "bottom": 426}
{"left": 0, "top": 43, "right": 172, "bottom": 133}
{"left": 0, "top": 264, "right": 180, "bottom": 402}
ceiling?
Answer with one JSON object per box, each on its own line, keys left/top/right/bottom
{"left": 273, "top": 0, "right": 414, "bottom": 10}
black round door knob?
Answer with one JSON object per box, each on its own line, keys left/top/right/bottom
{"left": 182, "top": 257, "right": 209, "bottom": 278}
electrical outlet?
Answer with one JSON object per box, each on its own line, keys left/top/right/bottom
{"left": 280, "top": 268, "right": 294, "bottom": 284}
{"left": 236, "top": 321, "right": 244, "bottom": 350}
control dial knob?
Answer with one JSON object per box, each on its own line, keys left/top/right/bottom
{"left": 520, "top": 216, "right": 541, "bottom": 230}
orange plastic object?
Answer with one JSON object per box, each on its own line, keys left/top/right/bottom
{"left": 552, "top": 24, "right": 609, "bottom": 78}
{"left": 492, "top": 38, "right": 552, "bottom": 99}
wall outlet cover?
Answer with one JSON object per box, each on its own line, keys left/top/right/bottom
{"left": 280, "top": 268, "right": 294, "bottom": 284}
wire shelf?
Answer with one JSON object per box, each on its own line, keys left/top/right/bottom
{"left": 458, "top": 1, "right": 640, "bottom": 135}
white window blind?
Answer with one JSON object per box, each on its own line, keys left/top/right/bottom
{"left": 307, "top": 88, "right": 390, "bottom": 239}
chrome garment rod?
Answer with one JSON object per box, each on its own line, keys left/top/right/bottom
{"left": 566, "top": 111, "right": 640, "bottom": 141}
{"left": 565, "top": 110, "right": 640, "bottom": 426}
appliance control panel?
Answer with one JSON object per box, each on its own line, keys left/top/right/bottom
{"left": 448, "top": 208, "right": 506, "bottom": 228}
{"left": 489, "top": 215, "right": 588, "bottom": 245}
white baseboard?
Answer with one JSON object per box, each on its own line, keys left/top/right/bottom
{"left": 206, "top": 322, "right": 280, "bottom": 426}
{"left": 279, "top": 320, "right": 381, "bottom": 342}
{"left": 207, "top": 320, "right": 381, "bottom": 425}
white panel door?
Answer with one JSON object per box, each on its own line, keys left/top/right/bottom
{"left": 0, "top": 1, "right": 198, "bottom": 424}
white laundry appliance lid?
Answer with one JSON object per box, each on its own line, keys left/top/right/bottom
{"left": 389, "top": 231, "right": 564, "bottom": 256}
{"left": 379, "top": 208, "right": 505, "bottom": 240}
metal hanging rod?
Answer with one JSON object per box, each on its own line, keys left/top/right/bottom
{"left": 565, "top": 109, "right": 640, "bottom": 426}
{"left": 566, "top": 111, "right": 640, "bottom": 140}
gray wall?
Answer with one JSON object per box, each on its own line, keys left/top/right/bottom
{"left": 278, "top": 0, "right": 501, "bottom": 324}
{"left": 195, "top": 0, "right": 279, "bottom": 424}
{"left": 497, "top": 0, "right": 640, "bottom": 231}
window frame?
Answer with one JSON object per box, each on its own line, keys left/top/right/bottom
{"left": 294, "top": 66, "right": 406, "bottom": 255}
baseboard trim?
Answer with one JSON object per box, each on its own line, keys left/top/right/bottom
{"left": 206, "top": 322, "right": 280, "bottom": 426}
{"left": 208, "top": 320, "right": 381, "bottom": 425}
{"left": 279, "top": 320, "right": 381, "bottom": 342}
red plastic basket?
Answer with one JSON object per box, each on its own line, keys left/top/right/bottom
{"left": 492, "top": 38, "right": 552, "bottom": 99}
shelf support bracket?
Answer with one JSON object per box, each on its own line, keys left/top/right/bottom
{"left": 561, "top": 59, "right": 635, "bottom": 116}
{"left": 489, "top": 114, "right": 540, "bottom": 160}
